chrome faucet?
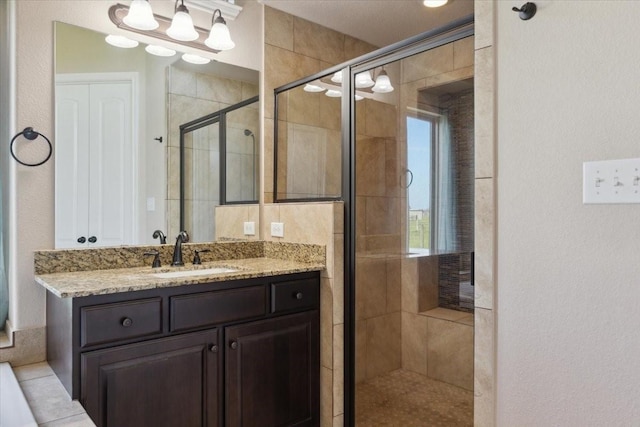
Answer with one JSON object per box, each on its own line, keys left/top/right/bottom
{"left": 171, "top": 231, "right": 189, "bottom": 266}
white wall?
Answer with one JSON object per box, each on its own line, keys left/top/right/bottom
{"left": 496, "top": 2, "right": 640, "bottom": 425}
{"left": 8, "top": 0, "right": 262, "bottom": 331}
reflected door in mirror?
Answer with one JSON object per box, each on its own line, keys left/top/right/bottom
{"left": 55, "top": 75, "right": 136, "bottom": 249}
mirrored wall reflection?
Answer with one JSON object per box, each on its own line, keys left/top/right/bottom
{"left": 179, "top": 97, "right": 259, "bottom": 243}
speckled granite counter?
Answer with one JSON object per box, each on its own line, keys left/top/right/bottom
{"left": 35, "top": 241, "right": 325, "bottom": 298}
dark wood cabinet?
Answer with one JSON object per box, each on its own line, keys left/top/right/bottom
{"left": 47, "top": 271, "right": 320, "bottom": 427}
{"left": 225, "top": 311, "right": 319, "bottom": 427}
{"left": 81, "top": 329, "right": 220, "bottom": 427}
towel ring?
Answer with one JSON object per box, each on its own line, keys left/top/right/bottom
{"left": 10, "top": 127, "right": 52, "bottom": 167}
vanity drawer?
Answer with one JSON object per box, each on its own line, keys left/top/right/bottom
{"left": 271, "top": 278, "right": 319, "bottom": 313}
{"left": 80, "top": 298, "right": 162, "bottom": 348}
{"left": 170, "top": 285, "right": 266, "bottom": 332}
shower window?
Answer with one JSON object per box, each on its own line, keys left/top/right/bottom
{"left": 406, "top": 115, "right": 436, "bottom": 252}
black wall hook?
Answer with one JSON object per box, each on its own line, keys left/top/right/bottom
{"left": 512, "top": 2, "right": 536, "bottom": 20}
{"left": 154, "top": 136, "right": 163, "bottom": 143}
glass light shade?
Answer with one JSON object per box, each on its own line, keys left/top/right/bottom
{"left": 166, "top": 9, "right": 199, "bottom": 41}
{"left": 331, "top": 71, "right": 343, "bottom": 84}
{"left": 145, "top": 44, "right": 176, "bottom": 57}
{"left": 325, "top": 89, "right": 342, "bottom": 98}
{"left": 123, "top": 0, "right": 159, "bottom": 30}
{"left": 355, "top": 94, "right": 364, "bottom": 101}
{"left": 182, "top": 53, "right": 210, "bottom": 64}
{"left": 304, "top": 84, "right": 325, "bottom": 93}
{"left": 205, "top": 20, "right": 235, "bottom": 51}
{"left": 105, "top": 35, "right": 139, "bottom": 48}
{"left": 423, "top": 0, "right": 448, "bottom": 7}
{"left": 371, "top": 71, "right": 394, "bottom": 93}
{"left": 355, "top": 70, "right": 375, "bottom": 88}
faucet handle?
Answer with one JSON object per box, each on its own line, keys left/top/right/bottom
{"left": 193, "top": 249, "right": 211, "bottom": 265}
{"left": 144, "top": 250, "right": 161, "bottom": 268}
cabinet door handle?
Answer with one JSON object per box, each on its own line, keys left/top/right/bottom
{"left": 121, "top": 317, "right": 133, "bottom": 327}
{"left": 209, "top": 344, "right": 218, "bottom": 353}
{"left": 230, "top": 341, "right": 238, "bottom": 350}
{"left": 77, "top": 236, "right": 86, "bottom": 244}
{"left": 295, "top": 292, "right": 303, "bottom": 300}
{"left": 88, "top": 236, "right": 97, "bottom": 243}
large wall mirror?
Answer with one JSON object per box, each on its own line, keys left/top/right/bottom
{"left": 54, "top": 22, "right": 259, "bottom": 249}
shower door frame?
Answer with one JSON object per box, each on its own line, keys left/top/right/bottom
{"left": 342, "top": 18, "right": 475, "bottom": 426}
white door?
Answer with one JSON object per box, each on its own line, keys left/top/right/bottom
{"left": 55, "top": 79, "right": 135, "bottom": 248}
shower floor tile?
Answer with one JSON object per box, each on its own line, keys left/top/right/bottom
{"left": 355, "top": 369, "right": 473, "bottom": 427}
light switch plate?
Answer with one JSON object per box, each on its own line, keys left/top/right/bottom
{"left": 146, "top": 197, "right": 155, "bottom": 212}
{"left": 243, "top": 221, "right": 255, "bottom": 236}
{"left": 583, "top": 158, "right": 640, "bottom": 204}
{"left": 270, "top": 222, "right": 284, "bottom": 238}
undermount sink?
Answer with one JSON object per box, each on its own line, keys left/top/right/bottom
{"left": 152, "top": 267, "right": 239, "bottom": 279}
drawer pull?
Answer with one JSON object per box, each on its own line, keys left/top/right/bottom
{"left": 209, "top": 344, "right": 218, "bottom": 353}
{"left": 121, "top": 317, "right": 133, "bottom": 327}
{"left": 295, "top": 292, "right": 303, "bottom": 300}
{"left": 230, "top": 341, "right": 238, "bottom": 350}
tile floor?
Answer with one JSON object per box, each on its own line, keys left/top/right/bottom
{"left": 12, "top": 362, "right": 95, "bottom": 427}
{"left": 355, "top": 369, "right": 473, "bottom": 427}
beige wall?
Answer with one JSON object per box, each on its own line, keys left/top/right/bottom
{"left": 495, "top": 1, "right": 640, "bottom": 425}
{"left": 2, "top": 0, "right": 262, "bottom": 361}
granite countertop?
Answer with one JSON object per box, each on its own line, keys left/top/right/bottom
{"left": 36, "top": 257, "right": 325, "bottom": 298}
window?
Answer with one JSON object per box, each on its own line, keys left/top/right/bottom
{"left": 406, "top": 115, "right": 436, "bottom": 252}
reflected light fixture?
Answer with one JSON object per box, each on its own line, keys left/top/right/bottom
{"left": 145, "top": 44, "right": 176, "bottom": 56}
{"left": 331, "top": 71, "right": 343, "bottom": 84}
{"left": 205, "top": 9, "right": 235, "bottom": 51}
{"left": 371, "top": 69, "right": 394, "bottom": 93}
{"left": 123, "top": 0, "right": 158, "bottom": 30}
{"left": 325, "top": 89, "right": 342, "bottom": 97}
{"left": 105, "top": 34, "right": 139, "bottom": 48}
{"left": 423, "top": 0, "right": 448, "bottom": 7}
{"left": 167, "top": 0, "right": 199, "bottom": 42}
{"left": 355, "top": 94, "right": 364, "bottom": 101}
{"left": 355, "top": 70, "right": 375, "bottom": 88}
{"left": 182, "top": 53, "right": 210, "bottom": 64}
{"left": 304, "top": 83, "right": 325, "bottom": 93}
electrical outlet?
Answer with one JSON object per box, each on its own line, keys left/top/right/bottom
{"left": 243, "top": 221, "right": 255, "bottom": 236}
{"left": 270, "top": 222, "right": 284, "bottom": 238}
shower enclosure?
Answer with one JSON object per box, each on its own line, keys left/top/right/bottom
{"left": 274, "top": 16, "right": 474, "bottom": 427}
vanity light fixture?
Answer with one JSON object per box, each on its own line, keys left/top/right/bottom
{"left": 371, "top": 68, "right": 394, "bottom": 93}
{"left": 423, "top": 0, "right": 448, "bottom": 7}
{"left": 123, "top": 0, "right": 158, "bottom": 30}
{"left": 182, "top": 53, "right": 210, "bottom": 64}
{"left": 331, "top": 71, "right": 343, "bottom": 84}
{"left": 304, "top": 83, "right": 325, "bottom": 93}
{"left": 105, "top": 34, "right": 139, "bottom": 48}
{"left": 325, "top": 89, "right": 342, "bottom": 98}
{"left": 355, "top": 94, "right": 364, "bottom": 101}
{"left": 354, "top": 70, "right": 375, "bottom": 88}
{"left": 167, "top": 0, "right": 199, "bottom": 42}
{"left": 205, "top": 9, "right": 235, "bottom": 51}
{"left": 145, "top": 44, "right": 176, "bottom": 56}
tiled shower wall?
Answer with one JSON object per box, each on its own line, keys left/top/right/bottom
{"left": 166, "top": 66, "right": 259, "bottom": 239}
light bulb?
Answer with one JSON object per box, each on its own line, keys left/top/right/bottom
{"left": 123, "top": 0, "right": 159, "bottom": 30}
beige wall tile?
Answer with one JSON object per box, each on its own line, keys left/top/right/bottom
{"left": 333, "top": 324, "right": 344, "bottom": 416}
{"left": 475, "top": 0, "right": 494, "bottom": 50}
{"left": 0, "top": 327, "right": 46, "bottom": 366}
{"left": 318, "top": 92, "right": 342, "bottom": 131}
{"left": 365, "top": 196, "right": 399, "bottom": 236}
{"left": 321, "top": 277, "right": 334, "bottom": 369}
{"left": 386, "top": 258, "right": 401, "bottom": 313}
{"left": 417, "top": 256, "right": 440, "bottom": 312}
{"left": 278, "top": 202, "right": 333, "bottom": 245}
{"left": 264, "top": 118, "right": 275, "bottom": 202}
{"left": 475, "top": 134, "right": 494, "bottom": 179}
{"left": 196, "top": 74, "right": 242, "bottom": 105}
{"left": 424, "top": 66, "right": 474, "bottom": 89}
{"left": 474, "top": 308, "right": 494, "bottom": 427}
{"left": 365, "top": 101, "right": 397, "bottom": 138}
{"left": 356, "top": 256, "right": 387, "bottom": 320}
{"left": 355, "top": 319, "right": 367, "bottom": 384}
{"left": 321, "top": 366, "right": 334, "bottom": 427}
{"left": 168, "top": 66, "right": 196, "bottom": 97}
{"left": 453, "top": 36, "right": 475, "bottom": 70}
{"left": 333, "top": 234, "right": 344, "bottom": 324}
{"left": 288, "top": 86, "right": 321, "bottom": 127}
{"left": 475, "top": 47, "right": 494, "bottom": 141}
{"left": 214, "top": 205, "right": 248, "bottom": 240}
{"left": 426, "top": 317, "right": 474, "bottom": 391}
{"left": 356, "top": 138, "right": 386, "bottom": 197}
{"left": 333, "top": 202, "right": 344, "bottom": 235}
{"left": 242, "top": 82, "right": 259, "bottom": 100}
{"left": 293, "top": 16, "right": 344, "bottom": 64}
{"left": 344, "top": 36, "right": 377, "bottom": 60}
{"left": 333, "top": 414, "right": 344, "bottom": 427}
{"left": 401, "top": 312, "right": 428, "bottom": 375}
{"left": 402, "top": 43, "right": 454, "bottom": 84}
{"left": 265, "top": 6, "right": 294, "bottom": 51}
{"left": 365, "top": 313, "right": 401, "bottom": 379}
{"left": 385, "top": 139, "right": 400, "bottom": 198}
{"left": 475, "top": 178, "right": 494, "bottom": 310}
{"left": 401, "top": 257, "right": 419, "bottom": 313}
{"left": 261, "top": 203, "right": 280, "bottom": 241}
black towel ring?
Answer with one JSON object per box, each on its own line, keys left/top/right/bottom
{"left": 10, "top": 127, "right": 53, "bottom": 167}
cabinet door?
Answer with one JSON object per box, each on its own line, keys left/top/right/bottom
{"left": 81, "top": 329, "right": 220, "bottom": 427}
{"left": 225, "top": 311, "right": 319, "bottom": 427}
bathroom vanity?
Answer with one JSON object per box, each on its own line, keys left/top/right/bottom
{"left": 36, "top": 242, "right": 324, "bottom": 427}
